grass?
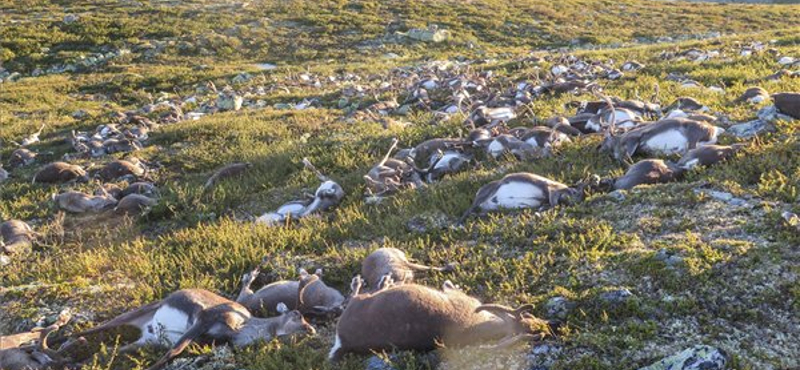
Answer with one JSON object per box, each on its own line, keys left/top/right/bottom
{"left": 1, "top": 0, "right": 800, "bottom": 369}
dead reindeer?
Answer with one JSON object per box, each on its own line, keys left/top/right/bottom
{"left": 772, "top": 92, "right": 800, "bottom": 119}
{"left": 364, "top": 139, "right": 424, "bottom": 196}
{"left": 329, "top": 279, "right": 551, "bottom": 360}
{"left": 458, "top": 173, "right": 585, "bottom": 224}
{"left": 585, "top": 107, "right": 644, "bottom": 132}
{"left": 96, "top": 159, "right": 147, "bottom": 182}
{"left": 53, "top": 190, "right": 118, "bottom": 214}
{"left": 733, "top": 87, "right": 770, "bottom": 104}
{"left": 677, "top": 144, "right": 745, "bottom": 171}
{"left": 543, "top": 117, "right": 583, "bottom": 137}
{"left": 485, "top": 134, "right": 546, "bottom": 160}
{"left": 73, "top": 289, "right": 316, "bottom": 370}
{"left": 1, "top": 219, "right": 36, "bottom": 254}
{"left": 114, "top": 194, "right": 157, "bottom": 216}
{"left": 361, "top": 247, "right": 455, "bottom": 289}
{"left": 237, "top": 265, "right": 345, "bottom": 319}
{"left": 422, "top": 149, "right": 473, "bottom": 183}
{"left": 408, "top": 138, "right": 469, "bottom": 167}
{"left": 664, "top": 97, "right": 708, "bottom": 114}
{"left": 33, "top": 162, "right": 89, "bottom": 184}
{"left": 599, "top": 118, "right": 725, "bottom": 162}
{"left": 513, "top": 126, "right": 572, "bottom": 150}
{"left": 9, "top": 148, "right": 38, "bottom": 168}
{"left": 121, "top": 182, "right": 159, "bottom": 198}
{"left": 204, "top": 162, "right": 252, "bottom": 190}
{"left": 601, "top": 159, "right": 683, "bottom": 191}
{"left": 19, "top": 124, "right": 46, "bottom": 147}
{"left": 256, "top": 159, "right": 344, "bottom": 225}
{"left": 0, "top": 310, "right": 82, "bottom": 370}
{"left": 102, "top": 137, "right": 143, "bottom": 155}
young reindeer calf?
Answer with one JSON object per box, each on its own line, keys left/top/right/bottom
{"left": 361, "top": 248, "right": 455, "bottom": 289}
{"left": 74, "top": 289, "right": 316, "bottom": 370}
{"left": 329, "top": 278, "right": 551, "bottom": 360}
{"left": 237, "top": 262, "right": 345, "bottom": 319}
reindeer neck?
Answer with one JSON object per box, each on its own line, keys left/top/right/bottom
{"left": 464, "top": 316, "right": 514, "bottom": 342}
{"left": 232, "top": 317, "right": 280, "bottom": 347}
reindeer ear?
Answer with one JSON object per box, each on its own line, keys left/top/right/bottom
{"left": 314, "top": 268, "right": 323, "bottom": 277}
{"left": 276, "top": 302, "right": 289, "bottom": 314}
{"left": 298, "top": 268, "right": 309, "bottom": 277}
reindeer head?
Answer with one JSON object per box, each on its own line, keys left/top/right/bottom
{"left": 475, "top": 304, "right": 552, "bottom": 346}
{"left": 274, "top": 303, "right": 316, "bottom": 337}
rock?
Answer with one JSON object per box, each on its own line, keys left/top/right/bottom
{"left": 694, "top": 189, "right": 748, "bottom": 207}
{"left": 254, "top": 63, "right": 277, "bottom": 70}
{"left": 231, "top": 72, "right": 252, "bottom": 84}
{"left": 654, "top": 249, "right": 683, "bottom": 267}
{"left": 727, "top": 119, "right": 773, "bottom": 138}
{"left": 403, "top": 28, "right": 451, "bottom": 43}
{"left": 782, "top": 211, "right": 800, "bottom": 232}
{"left": 217, "top": 91, "right": 243, "bottom": 111}
{"left": 0, "top": 255, "right": 9, "bottom": 266}
{"left": 63, "top": 14, "right": 79, "bottom": 24}
{"left": 599, "top": 288, "right": 633, "bottom": 304}
{"left": 778, "top": 56, "right": 796, "bottom": 66}
{"left": 608, "top": 190, "right": 626, "bottom": 202}
{"left": 406, "top": 212, "right": 450, "bottom": 233}
{"left": 545, "top": 297, "right": 576, "bottom": 319}
{"left": 639, "top": 345, "right": 727, "bottom": 370}
{"left": 71, "top": 110, "right": 89, "bottom": 119}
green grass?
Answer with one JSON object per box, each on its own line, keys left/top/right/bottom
{"left": 2, "top": 0, "right": 800, "bottom": 369}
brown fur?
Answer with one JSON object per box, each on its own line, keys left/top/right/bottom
{"left": 237, "top": 268, "right": 345, "bottom": 318}
{"left": 114, "top": 194, "right": 157, "bottom": 215}
{"left": 75, "top": 289, "right": 315, "bottom": 370}
{"left": 600, "top": 118, "right": 721, "bottom": 161}
{"left": 97, "top": 160, "right": 146, "bottom": 181}
{"left": 361, "top": 248, "right": 454, "bottom": 288}
{"left": 677, "top": 144, "right": 744, "bottom": 170}
{"left": 459, "top": 173, "right": 582, "bottom": 224}
{"left": 612, "top": 159, "right": 682, "bottom": 190}
{"left": 33, "top": 162, "right": 88, "bottom": 184}
{"left": 330, "top": 283, "right": 548, "bottom": 359}
{"left": 773, "top": 92, "right": 800, "bottom": 119}
{"left": 734, "top": 87, "right": 769, "bottom": 104}
{"left": 53, "top": 191, "right": 117, "bottom": 213}
{"left": 1, "top": 220, "right": 35, "bottom": 254}
{"left": 9, "top": 148, "right": 37, "bottom": 168}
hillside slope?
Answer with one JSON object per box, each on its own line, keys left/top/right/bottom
{"left": 1, "top": 1, "right": 799, "bottom": 370}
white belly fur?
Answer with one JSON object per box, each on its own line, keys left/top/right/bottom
{"left": 487, "top": 140, "right": 505, "bottom": 158}
{"left": 643, "top": 130, "right": 689, "bottom": 155}
{"left": 140, "top": 305, "right": 193, "bottom": 345}
{"left": 329, "top": 334, "right": 342, "bottom": 359}
{"left": 480, "top": 182, "right": 544, "bottom": 211}
{"left": 434, "top": 153, "right": 464, "bottom": 170}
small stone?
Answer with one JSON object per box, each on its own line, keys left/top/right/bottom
{"left": 231, "top": 72, "right": 252, "bottom": 84}
{"left": 71, "top": 110, "right": 89, "bottom": 119}
{"left": 757, "top": 105, "right": 779, "bottom": 122}
{"left": 608, "top": 190, "right": 626, "bottom": 202}
{"left": 545, "top": 297, "right": 576, "bottom": 319}
{"left": 406, "top": 212, "right": 450, "bottom": 233}
{"left": 599, "top": 288, "right": 633, "bottom": 304}
{"left": 639, "top": 345, "right": 727, "bottom": 370}
{"left": 217, "top": 92, "right": 243, "bottom": 111}
{"left": 727, "top": 119, "right": 772, "bottom": 138}
{"left": 782, "top": 211, "right": 800, "bottom": 232}
{"left": 63, "top": 14, "right": 79, "bottom": 24}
